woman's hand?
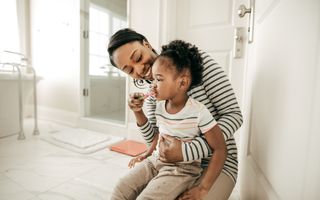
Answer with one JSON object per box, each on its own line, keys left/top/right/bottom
{"left": 158, "top": 134, "right": 183, "bottom": 163}
{"left": 128, "top": 92, "right": 145, "bottom": 112}
{"left": 128, "top": 153, "right": 147, "bottom": 168}
{"left": 177, "top": 185, "right": 209, "bottom": 200}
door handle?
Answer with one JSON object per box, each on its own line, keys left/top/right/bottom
{"left": 238, "top": 0, "right": 255, "bottom": 43}
{"left": 238, "top": 5, "right": 251, "bottom": 18}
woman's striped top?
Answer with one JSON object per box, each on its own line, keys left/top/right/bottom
{"left": 139, "top": 51, "right": 243, "bottom": 183}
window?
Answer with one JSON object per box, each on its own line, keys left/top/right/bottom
{"left": 89, "top": 4, "right": 127, "bottom": 77}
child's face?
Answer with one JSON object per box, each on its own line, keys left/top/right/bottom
{"left": 151, "top": 59, "right": 181, "bottom": 101}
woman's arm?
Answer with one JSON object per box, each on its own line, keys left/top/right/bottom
{"left": 200, "top": 52, "right": 243, "bottom": 140}
{"left": 179, "top": 125, "right": 227, "bottom": 199}
{"left": 198, "top": 125, "right": 226, "bottom": 193}
{"left": 159, "top": 134, "right": 210, "bottom": 163}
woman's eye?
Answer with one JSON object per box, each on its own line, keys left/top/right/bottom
{"left": 136, "top": 55, "right": 142, "bottom": 62}
{"left": 125, "top": 67, "right": 133, "bottom": 74}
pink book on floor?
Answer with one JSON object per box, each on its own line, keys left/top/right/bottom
{"left": 110, "top": 140, "right": 147, "bottom": 157}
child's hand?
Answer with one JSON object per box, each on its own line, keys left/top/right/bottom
{"left": 128, "top": 92, "right": 145, "bottom": 112}
{"left": 128, "top": 154, "right": 147, "bottom": 168}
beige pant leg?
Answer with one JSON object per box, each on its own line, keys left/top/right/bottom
{"left": 110, "top": 159, "right": 157, "bottom": 200}
{"left": 194, "top": 170, "right": 235, "bottom": 200}
{"left": 137, "top": 161, "right": 202, "bottom": 200}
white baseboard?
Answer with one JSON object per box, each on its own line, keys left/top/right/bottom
{"left": 37, "top": 105, "right": 78, "bottom": 127}
{"left": 240, "top": 155, "right": 279, "bottom": 200}
{"left": 77, "top": 117, "right": 129, "bottom": 138}
{"left": 36, "top": 106, "right": 143, "bottom": 140}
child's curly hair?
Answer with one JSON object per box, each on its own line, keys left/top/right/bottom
{"left": 159, "top": 40, "right": 203, "bottom": 88}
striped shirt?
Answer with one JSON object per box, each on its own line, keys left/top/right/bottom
{"left": 155, "top": 98, "right": 217, "bottom": 163}
{"left": 139, "top": 51, "right": 243, "bottom": 183}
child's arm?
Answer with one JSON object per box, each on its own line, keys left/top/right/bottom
{"left": 128, "top": 133, "right": 159, "bottom": 168}
{"left": 128, "top": 92, "right": 158, "bottom": 146}
{"left": 143, "top": 132, "right": 159, "bottom": 158}
{"left": 179, "top": 125, "right": 226, "bottom": 199}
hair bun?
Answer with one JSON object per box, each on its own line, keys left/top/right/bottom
{"left": 160, "top": 40, "right": 203, "bottom": 87}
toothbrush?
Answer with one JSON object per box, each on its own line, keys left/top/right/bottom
{"left": 138, "top": 92, "right": 154, "bottom": 100}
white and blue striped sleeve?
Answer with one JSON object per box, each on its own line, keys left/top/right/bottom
{"left": 181, "top": 136, "right": 212, "bottom": 162}
{"left": 201, "top": 52, "right": 243, "bottom": 141}
{"left": 138, "top": 96, "right": 158, "bottom": 145}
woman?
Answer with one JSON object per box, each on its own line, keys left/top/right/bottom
{"left": 108, "top": 28, "right": 243, "bottom": 200}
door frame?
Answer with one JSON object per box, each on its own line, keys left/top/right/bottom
{"left": 79, "top": 0, "right": 129, "bottom": 128}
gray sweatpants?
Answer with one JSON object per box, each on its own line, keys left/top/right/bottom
{"left": 111, "top": 157, "right": 202, "bottom": 200}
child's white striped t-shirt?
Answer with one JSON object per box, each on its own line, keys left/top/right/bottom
{"left": 155, "top": 97, "right": 217, "bottom": 162}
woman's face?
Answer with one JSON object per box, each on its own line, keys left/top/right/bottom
{"left": 112, "top": 40, "right": 157, "bottom": 80}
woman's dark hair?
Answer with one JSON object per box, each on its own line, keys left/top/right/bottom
{"left": 107, "top": 28, "right": 148, "bottom": 67}
{"left": 159, "top": 40, "right": 203, "bottom": 88}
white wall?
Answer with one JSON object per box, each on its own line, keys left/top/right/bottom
{"left": 30, "top": 0, "right": 80, "bottom": 125}
{"left": 128, "top": 0, "right": 161, "bottom": 50}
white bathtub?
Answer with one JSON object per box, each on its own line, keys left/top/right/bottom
{"left": 0, "top": 71, "right": 40, "bottom": 138}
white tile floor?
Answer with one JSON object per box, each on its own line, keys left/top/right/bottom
{"left": 0, "top": 119, "right": 239, "bottom": 200}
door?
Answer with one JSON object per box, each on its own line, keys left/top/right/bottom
{"left": 239, "top": 0, "right": 320, "bottom": 199}
{"left": 81, "top": 0, "right": 128, "bottom": 125}
{"left": 159, "top": 0, "right": 249, "bottom": 108}
{"left": 173, "top": 0, "right": 248, "bottom": 109}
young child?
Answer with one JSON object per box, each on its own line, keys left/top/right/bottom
{"left": 111, "top": 40, "right": 227, "bottom": 200}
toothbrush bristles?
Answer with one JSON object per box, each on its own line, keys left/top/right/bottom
{"left": 141, "top": 92, "right": 154, "bottom": 99}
